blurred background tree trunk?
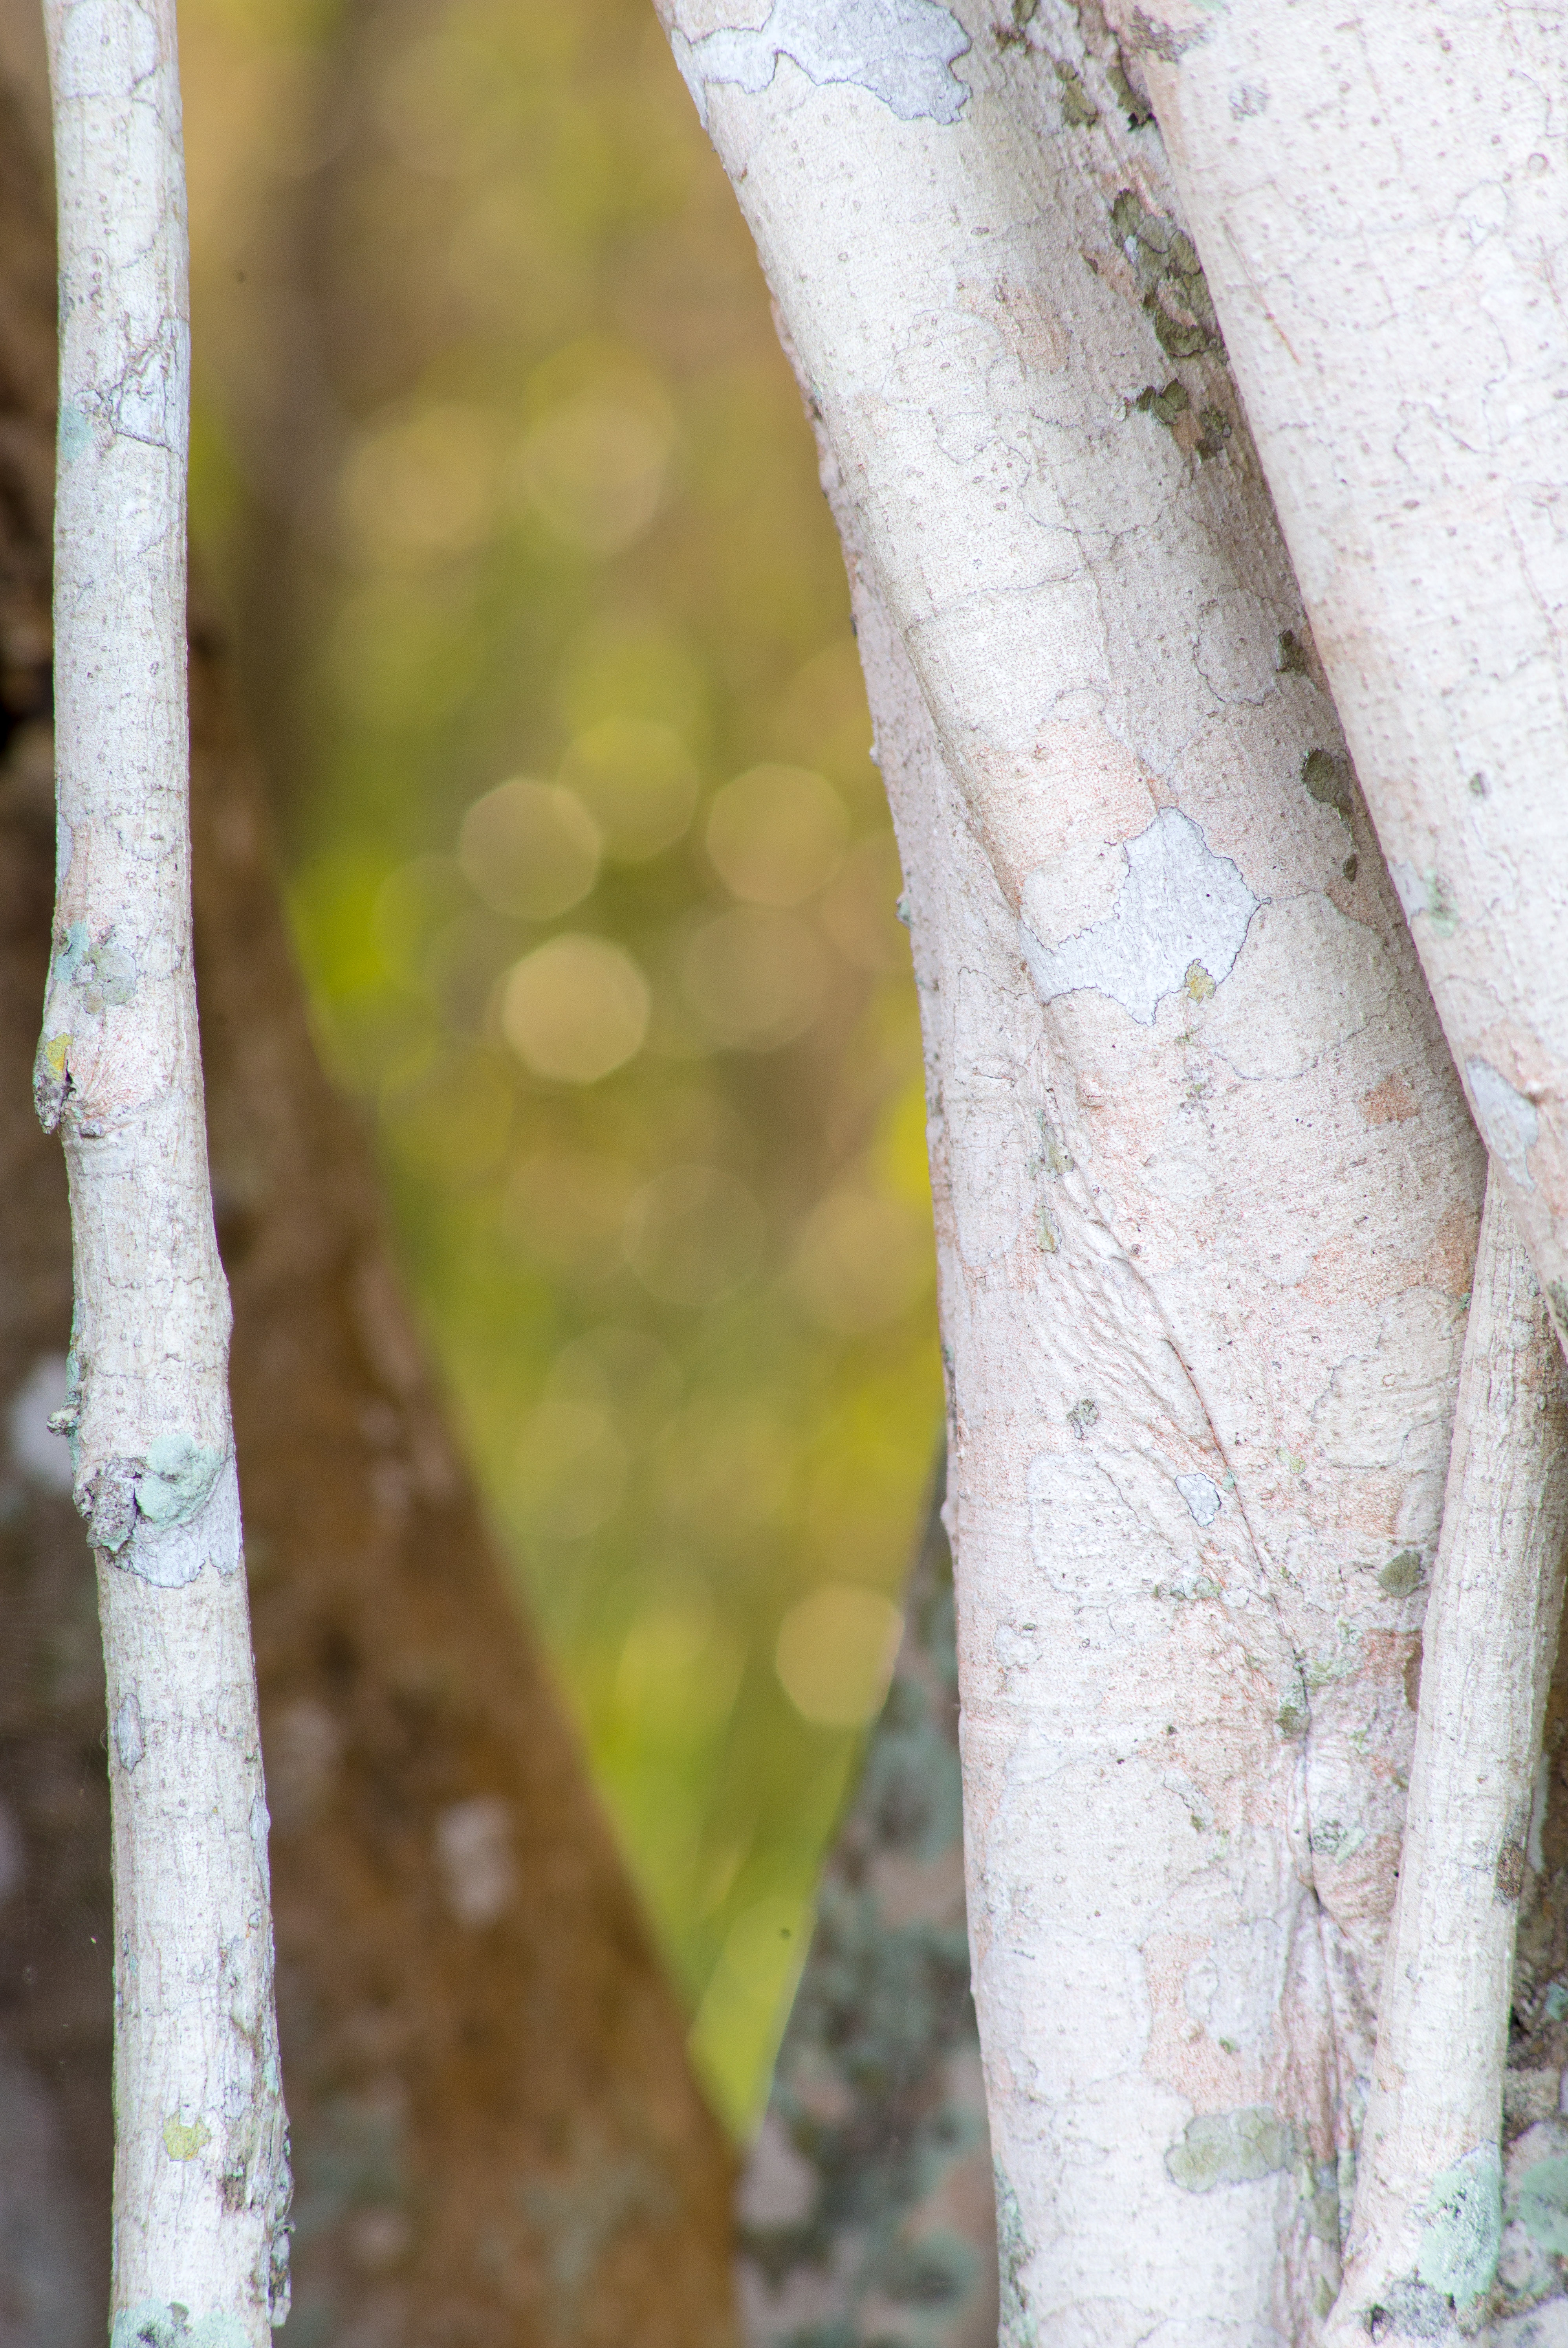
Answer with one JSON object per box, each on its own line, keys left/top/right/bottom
{"left": 0, "top": 41, "right": 737, "bottom": 2346}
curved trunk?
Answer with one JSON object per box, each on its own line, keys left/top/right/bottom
{"left": 654, "top": 6, "right": 1504, "bottom": 2334}
{"left": 1122, "top": 1, "right": 1568, "bottom": 1357}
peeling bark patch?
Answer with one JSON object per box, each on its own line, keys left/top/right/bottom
{"left": 1164, "top": 2106, "right": 1293, "bottom": 2190}
{"left": 114, "top": 1693, "right": 144, "bottom": 1773}
{"left": 1466, "top": 1059, "right": 1539, "bottom": 1191}
{"left": 1175, "top": 1472, "right": 1222, "bottom": 1525}
{"left": 1020, "top": 809, "right": 1257, "bottom": 1026}
{"left": 671, "top": 0, "right": 971, "bottom": 128}
{"left": 1415, "top": 2144, "right": 1502, "bottom": 2304}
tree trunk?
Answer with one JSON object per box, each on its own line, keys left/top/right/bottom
{"left": 41, "top": 0, "right": 289, "bottom": 2328}
{"left": 1123, "top": 2, "right": 1568, "bottom": 1356}
{"left": 657, "top": 4, "right": 1568, "bottom": 2338}
{"left": 0, "top": 35, "right": 739, "bottom": 2347}
{"left": 1330, "top": 1174, "right": 1568, "bottom": 2339}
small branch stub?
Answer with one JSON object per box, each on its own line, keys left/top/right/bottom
{"left": 40, "top": 0, "right": 290, "bottom": 2333}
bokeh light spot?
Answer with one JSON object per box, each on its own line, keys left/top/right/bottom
{"left": 500, "top": 934, "right": 650, "bottom": 1083}
{"left": 515, "top": 390, "right": 674, "bottom": 556}
{"left": 793, "top": 1188, "right": 933, "bottom": 1333}
{"left": 775, "top": 1585, "right": 903, "bottom": 1728}
{"left": 625, "top": 1166, "right": 764, "bottom": 1306}
{"left": 560, "top": 717, "right": 698, "bottom": 862}
{"left": 705, "top": 764, "right": 847, "bottom": 905}
{"left": 680, "top": 907, "right": 826, "bottom": 1050}
{"left": 458, "top": 778, "right": 601, "bottom": 920}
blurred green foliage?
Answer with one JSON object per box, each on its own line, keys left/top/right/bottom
{"left": 182, "top": 0, "right": 940, "bottom": 2130}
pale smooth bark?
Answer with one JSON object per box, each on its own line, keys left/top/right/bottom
{"left": 38, "top": 0, "right": 289, "bottom": 2335}
{"left": 1327, "top": 1173, "right": 1568, "bottom": 2343}
{"left": 1120, "top": 1, "right": 1568, "bottom": 1356}
{"left": 659, "top": 5, "right": 1491, "bottom": 2337}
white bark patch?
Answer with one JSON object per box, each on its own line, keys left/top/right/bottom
{"left": 670, "top": 0, "right": 970, "bottom": 128}
{"left": 1176, "top": 1472, "right": 1222, "bottom": 1527}
{"left": 1019, "top": 809, "right": 1257, "bottom": 1027}
{"left": 114, "top": 1693, "right": 145, "bottom": 1775}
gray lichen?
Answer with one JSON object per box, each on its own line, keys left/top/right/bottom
{"left": 738, "top": 1460, "right": 994, "bottom": 2347}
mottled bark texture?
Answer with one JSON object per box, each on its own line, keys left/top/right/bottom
{"left": 1330, "top": 1177, "right": 1568, "bottom": 2342}
{"left": 1121, "top": 2, "right": 1568, "bottom": 1359}
{"left": 0, "top": 47, "right": 738, "bottom": 2348}
{"left": 739, "top": 1457, "right": 996, "bottom": 2348}
{"left": 658, "top": 4, "right": 1568, "bottom": 2341}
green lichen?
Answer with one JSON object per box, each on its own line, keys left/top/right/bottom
{"left": 1107, "top": 48, "right": 1152, "bottom": 126}
{"left": 1165, "top": 2106, "right": 1295, "bottom": 2192}
{"left": 138, "top": 1436, "right": 226, "bottom": 1530}
{"left": 1416, "top": 2145, "right": 1502, "bottom": 2306}
{"left": 1053, "top": 57, "right": 1099, "bottom": 125}
{"left": 1183, "top": 961, "right": 1215, "bottom": 1002}
{"left": 1036, "top": 1115, "right": 1074, "bottom": 1177}
{"left": 111, "top": 2304, "right": 249, "bottom": 2348}
{"left": 1301, "top": 748, "right": 1353, "bottom": 818}
{"left": 1134, "top": 378, "right": 1189, "bottom": 430}
{"left": 1276, "top": 629, "right": 1310, "bottom": 675}
{"left": 1404, "top": 867, "right": 1459, "bottom": 939}
{"left": 1037, "top": 1205, "right": 1059, "bottom": 1254}
{"left": 995, "top": 2166, "right": 1037, "bottom": 2347}
{"left": 162, "top": 2115, "right": 211, "bottom": 2162}
{"left": 1110, "top": 188, "right": 1224, "bottom": 364}
{"left": 1066, "top": 1398, "right": 1099, "bottom": 1438}
{"left": 1378, "top": 1549, "right": 1424, "bottom": 1597}
{"left": 1195, "top": 405, "right": 1232, "bottom": 460}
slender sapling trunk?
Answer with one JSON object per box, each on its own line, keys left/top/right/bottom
{"left": 37, "top": 0, "right": 290, "bottom": 2333}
